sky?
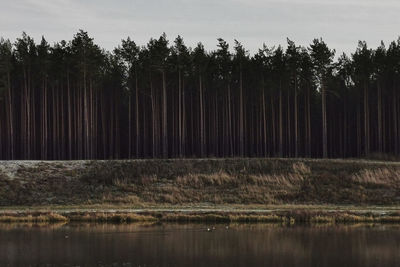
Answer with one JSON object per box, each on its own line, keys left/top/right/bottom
{"left": 1, "top": 0, "right": 400, "bottom": 55}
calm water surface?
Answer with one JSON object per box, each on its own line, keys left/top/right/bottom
{"left": 0, "top": 223, "right": 400, "bottom": 267}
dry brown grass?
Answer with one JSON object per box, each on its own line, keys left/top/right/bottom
{"left": 292, "top": 162, "right": 311, "bottom": 174}
{"left": 246, "top": 173, "right": 304, "bottom": 188}
{"left": 100, "top": 194, "right": 142, "bottom": 205}
{"left": 1, "top": 209, "right": 400, "bottom": 224}
{"left": 160, "top": 213, "right": 287, "bottom": 223}
{"left": 176, "top": 171, "right": 236, "bottom": 187}
{"left": 0, "top": 213, "right": 67, "bottom": 222}
{"left": 352, "top": 168, "right": 400, "bottom": 186}
{"left": 0, "top": 170, "right": 7, "bottom": 180}
{"left": 2, "top": 158, "right": 400, "bottom": 206}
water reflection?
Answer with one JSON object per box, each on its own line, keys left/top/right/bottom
{"left": 0, "top": 223, "right": 399, "bottom": 267}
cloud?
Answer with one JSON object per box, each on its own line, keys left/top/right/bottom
{"left": 0, "top": 0, "right": 399, "bottom": 55}
{"left": 232, "top": 0, "right": 400, "bottom": 8}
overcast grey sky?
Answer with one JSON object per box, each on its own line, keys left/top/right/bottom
{"left": 1, "top": 0, "right": 399, "bottom": 55}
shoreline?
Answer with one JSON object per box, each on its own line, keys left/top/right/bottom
{"left": 1, "top": 158, "right": 400, "bottom": 224}
{"left": 1, "top": 205, "right": 400, "bottom": 224}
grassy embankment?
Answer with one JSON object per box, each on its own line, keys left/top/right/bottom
{"left": 1, "top": 158, "right": 400, "bottom": 223}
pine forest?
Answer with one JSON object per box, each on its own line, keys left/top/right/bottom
{"left": 1, "top": 30, "right": 400, "bottom": 160}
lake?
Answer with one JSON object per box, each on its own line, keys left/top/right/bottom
{"left": 0, "top": 223, "right": 399, "bottom": 267}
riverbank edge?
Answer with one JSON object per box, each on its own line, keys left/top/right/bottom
{"left": 1, "top": 205, "right": 400, "bottom": 224}
{"left": 2, "top": 158, "right": 400, "bottom": 206}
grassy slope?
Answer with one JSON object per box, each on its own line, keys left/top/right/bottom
{"left": 1, "top": 158, "right": 400, "bottom": 207}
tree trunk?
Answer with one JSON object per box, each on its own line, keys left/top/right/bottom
{"left": 239, "top": 69, "right": 244, "bottom": 156}
{"left": 364, "top": 82, "right": 370, "bottom": 155}
{"left": 262, "top": 88, "right": 267, "bottom": 156}
{"left": 294, "top": 78, "right": 298, "bottom": 157}
{"left": 279, "top": 84, "right": 283, "bottom": 157}
{"left": 135, "top": 73, "right": 140, "bottom": 158}
{"left": 7, "top": 72, "right": 14, "bottom": 159}
{"left": 178, "top": 70, "right": 182, "bottom": 157}
{"left": 162, "top": 70, "right": 168, "bottom": 158}
{"left": 199, "top": 74, "right": 204, "bottom": 157}
{"left": 322, "top": 83, "right": 328, "bottom": 158}
{"left": 377, "top": 81, "right": 383, "bottom": 153}
{"left": 128, "top": 93, "right": 132, "bottom": 158}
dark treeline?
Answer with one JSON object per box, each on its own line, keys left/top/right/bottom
{"left": 0, "top": 30, "right": 400, "bottom": 160}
